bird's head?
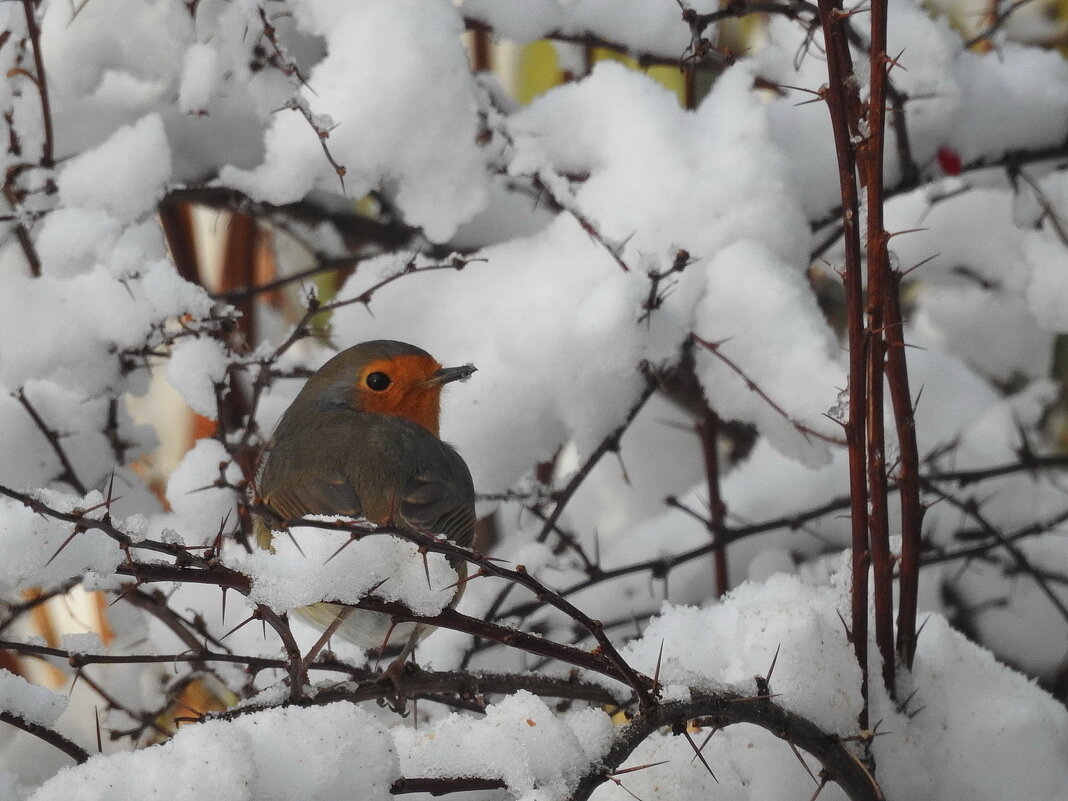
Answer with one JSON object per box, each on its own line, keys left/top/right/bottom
{"left": 296, "top": 340, "right": 476, "bottom": 436}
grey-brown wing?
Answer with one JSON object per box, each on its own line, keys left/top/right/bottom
{"left": 399, "top": 444, "right": 475, "bottom": 548}
{"left": 260, "top": 472, "right": 362, "bottom": 525}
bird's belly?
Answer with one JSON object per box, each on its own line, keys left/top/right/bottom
{"left": 293, "top": 601, "right": 423, "bottom": 651}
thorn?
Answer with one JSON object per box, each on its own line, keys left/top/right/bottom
{"left": 689, "top": 726, "right": 719, "bottom": 764}
{"left": 652, "top": 640, "right": 665, "bottom": 696}
{"left": 765, "top": 643, "right": 781, "bottom": 687}
{"left": 213, "top": 509, "right": 232, "bottom": 552}
{"left": 283, "top": 529, "right": 306, "bottom": 558}
{"left": 788, "top": 739, "right": 819, "bottom": 785}
{"left": 682, "top": 729, "right": 718, "bottom": 782}
{"left": 915, "top": 613, "right": 932, "bottom": 640}
{"left": 45, "top": 526, "right": 83, "bottom": 567}
{"left": 603, "top": 774, "right": 645, "bottom": 801}
{"left": 324, "top": 533, "right": 358, "bottom": 564}
{"left": 420, "top": 547, "right": 431, "bottom": 590}
{"left": 610, "top": 760, "right": 670, "bottom": 776}
{"left": 807, "top": 774, "right": 831, "bottom": 801}
{"left": 885, "top": 227, "right": 927, "bottom": 240}
{"left": 440, "top": 568, "right": 485, "bottom": 592}
{"left": 220, "top": 587, "right": 227, "bottom": 626}
{"left": 835, "top": 609, "right": 852, "bottom": 640}
{"left": 220, "top": 612, "right": 258, "bottom": 641}
{"left": 94, "top": 706, "right": 103, "bottom": 753}
{"left": 108, "top": 579, "right": 143, "bottom": 607}
{"left": 104, "top": 472, "right": 117, "bottom": 513}
{"left": 372, "top": 619, "right": 405, "bottom": 673}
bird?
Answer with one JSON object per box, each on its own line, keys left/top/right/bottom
{"left": 253, "top": 340, "right": 476, "bottom": 659}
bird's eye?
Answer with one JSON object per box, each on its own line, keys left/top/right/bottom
{"left": 365, "top": 371, "right": 391, "bottom": 391}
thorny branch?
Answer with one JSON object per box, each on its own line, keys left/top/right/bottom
{"left": 4, "top": 3, "right": 1068, "bottom": 796}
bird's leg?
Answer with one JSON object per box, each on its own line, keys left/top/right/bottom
{"left": 301, "top": 606, "right": 352, "bottom": 673}
{"left": 378, "top": 625, "right": 423, "bottom": 710}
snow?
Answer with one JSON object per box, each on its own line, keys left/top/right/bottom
{"left": 395, "top": 690, "right": 615, "bottom": 801}
{"left": 165, "top": 337, "right": 231, "bottom": 419}
{"left": 28, "top": 703, "right": 398, "bottom": 801}
{"left": 164, "top": 438, "right": 241, "bottom": 545}
{"left": 57, "top": 115, "right": 172, "bottom": 223}
{"left": 236, "top": 517, "right": 457, "bottom": 618}
{"left": 602, "top": 571, "right": 1068, "bottom": 801}
{"left": 0, "top": 669, "right": 67, "bottom": 728}
{"left": 219, "top": 0, "right": 490, "bottom": 242}
{"left": 0, "top": 490, "right": 123, "bottom": 592}
{"left": 178, "top": 43, "right": 219, "bottom": 115}
{"left": 693, "top": 240, "right": 845, "bottom": 466}
{"left": 2, "top": 1, "right": 1068, "bottom": 800}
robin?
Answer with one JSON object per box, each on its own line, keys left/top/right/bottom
{"left": 254, "top": 340, "right": 476, "bottom": 658}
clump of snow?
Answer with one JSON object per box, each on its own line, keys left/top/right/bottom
{"left": 35, "top": 208, "right": 123, "bottom": 279}
{"left": 460, "top": 0, "right": 719, "bottom": 54}
{"left": 1025, "top": 233, "right": 1068, "bottom": 332}
{"left": 29, "top": 703, "right": 398, "bottom": 801}
{"left": 165, "top": 337, "right": 231, "bottom": 419}
{"left": 874, "top": 615, "right": 1068, "bottom": 801}
{"left": 394, "top": 690, "right": 614, "bottom": 801}
{"left": 220, "top": 0, "right": 489, "bottom": 242}
{"left": 164, "top": 438, "right": 241, "bottom": 544}
{"left": 0, "top": 491, "right": 123, "bottom": 591}
{"left": 0, "top": 669, "right": 68, "bottom": 728}
{"left": 604, "top": 564, "right": 1068, "bottom": 801}
{"left": 617, "top": 572, "right": 862, "bottom": 736}
{"left": 57, "top": 115, "right": 172, "bottom": 223}
{"left": 693, "top": 240, "right": 845, "bottom": 466}
{"left": 179, "top": 43, "right": 219, "bottom": 114}
{"left": 236, "top": 518, "right": 457, "bottom": 617}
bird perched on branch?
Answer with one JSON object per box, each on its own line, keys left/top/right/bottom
{"left": 253, "top": 339, "right": 476, "bottom": 658}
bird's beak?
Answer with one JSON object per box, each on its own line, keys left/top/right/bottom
{"left": 427, "top": 364, "right": 477, "bottom": 385}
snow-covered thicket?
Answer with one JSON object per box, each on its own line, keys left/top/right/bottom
{"left": 1, "top": 0, "right": 1068, "bottom": 799}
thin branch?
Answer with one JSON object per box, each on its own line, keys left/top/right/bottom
{"left": 14, "top": 389, "right": 88, "bottom": 494}
{"left": 692, "top": 335, "right": 846, "bottom": 447}
{"left": 0, "top": 711, "right": 88, "bottom": 764}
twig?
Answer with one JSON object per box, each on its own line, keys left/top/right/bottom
{"left": 0, "top": 711, "right": 88, "bottom": 764}
{"left": 14, "top": 389, "right": 88, "bottom": 495}
{"left": 691, "top": 335, "right": 846, "bottom": 447}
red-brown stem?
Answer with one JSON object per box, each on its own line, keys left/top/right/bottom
{"left": 886, "top": 282, "right": 923, "bottom": 669}
{"left": 816, "top": 0, "right": 870, "bottom": 728}
{"left": 857, "top": 0, "right": 896, "bottom": 697}
{"left": 698, "top": 405, "right": 729, "bottom": 596}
